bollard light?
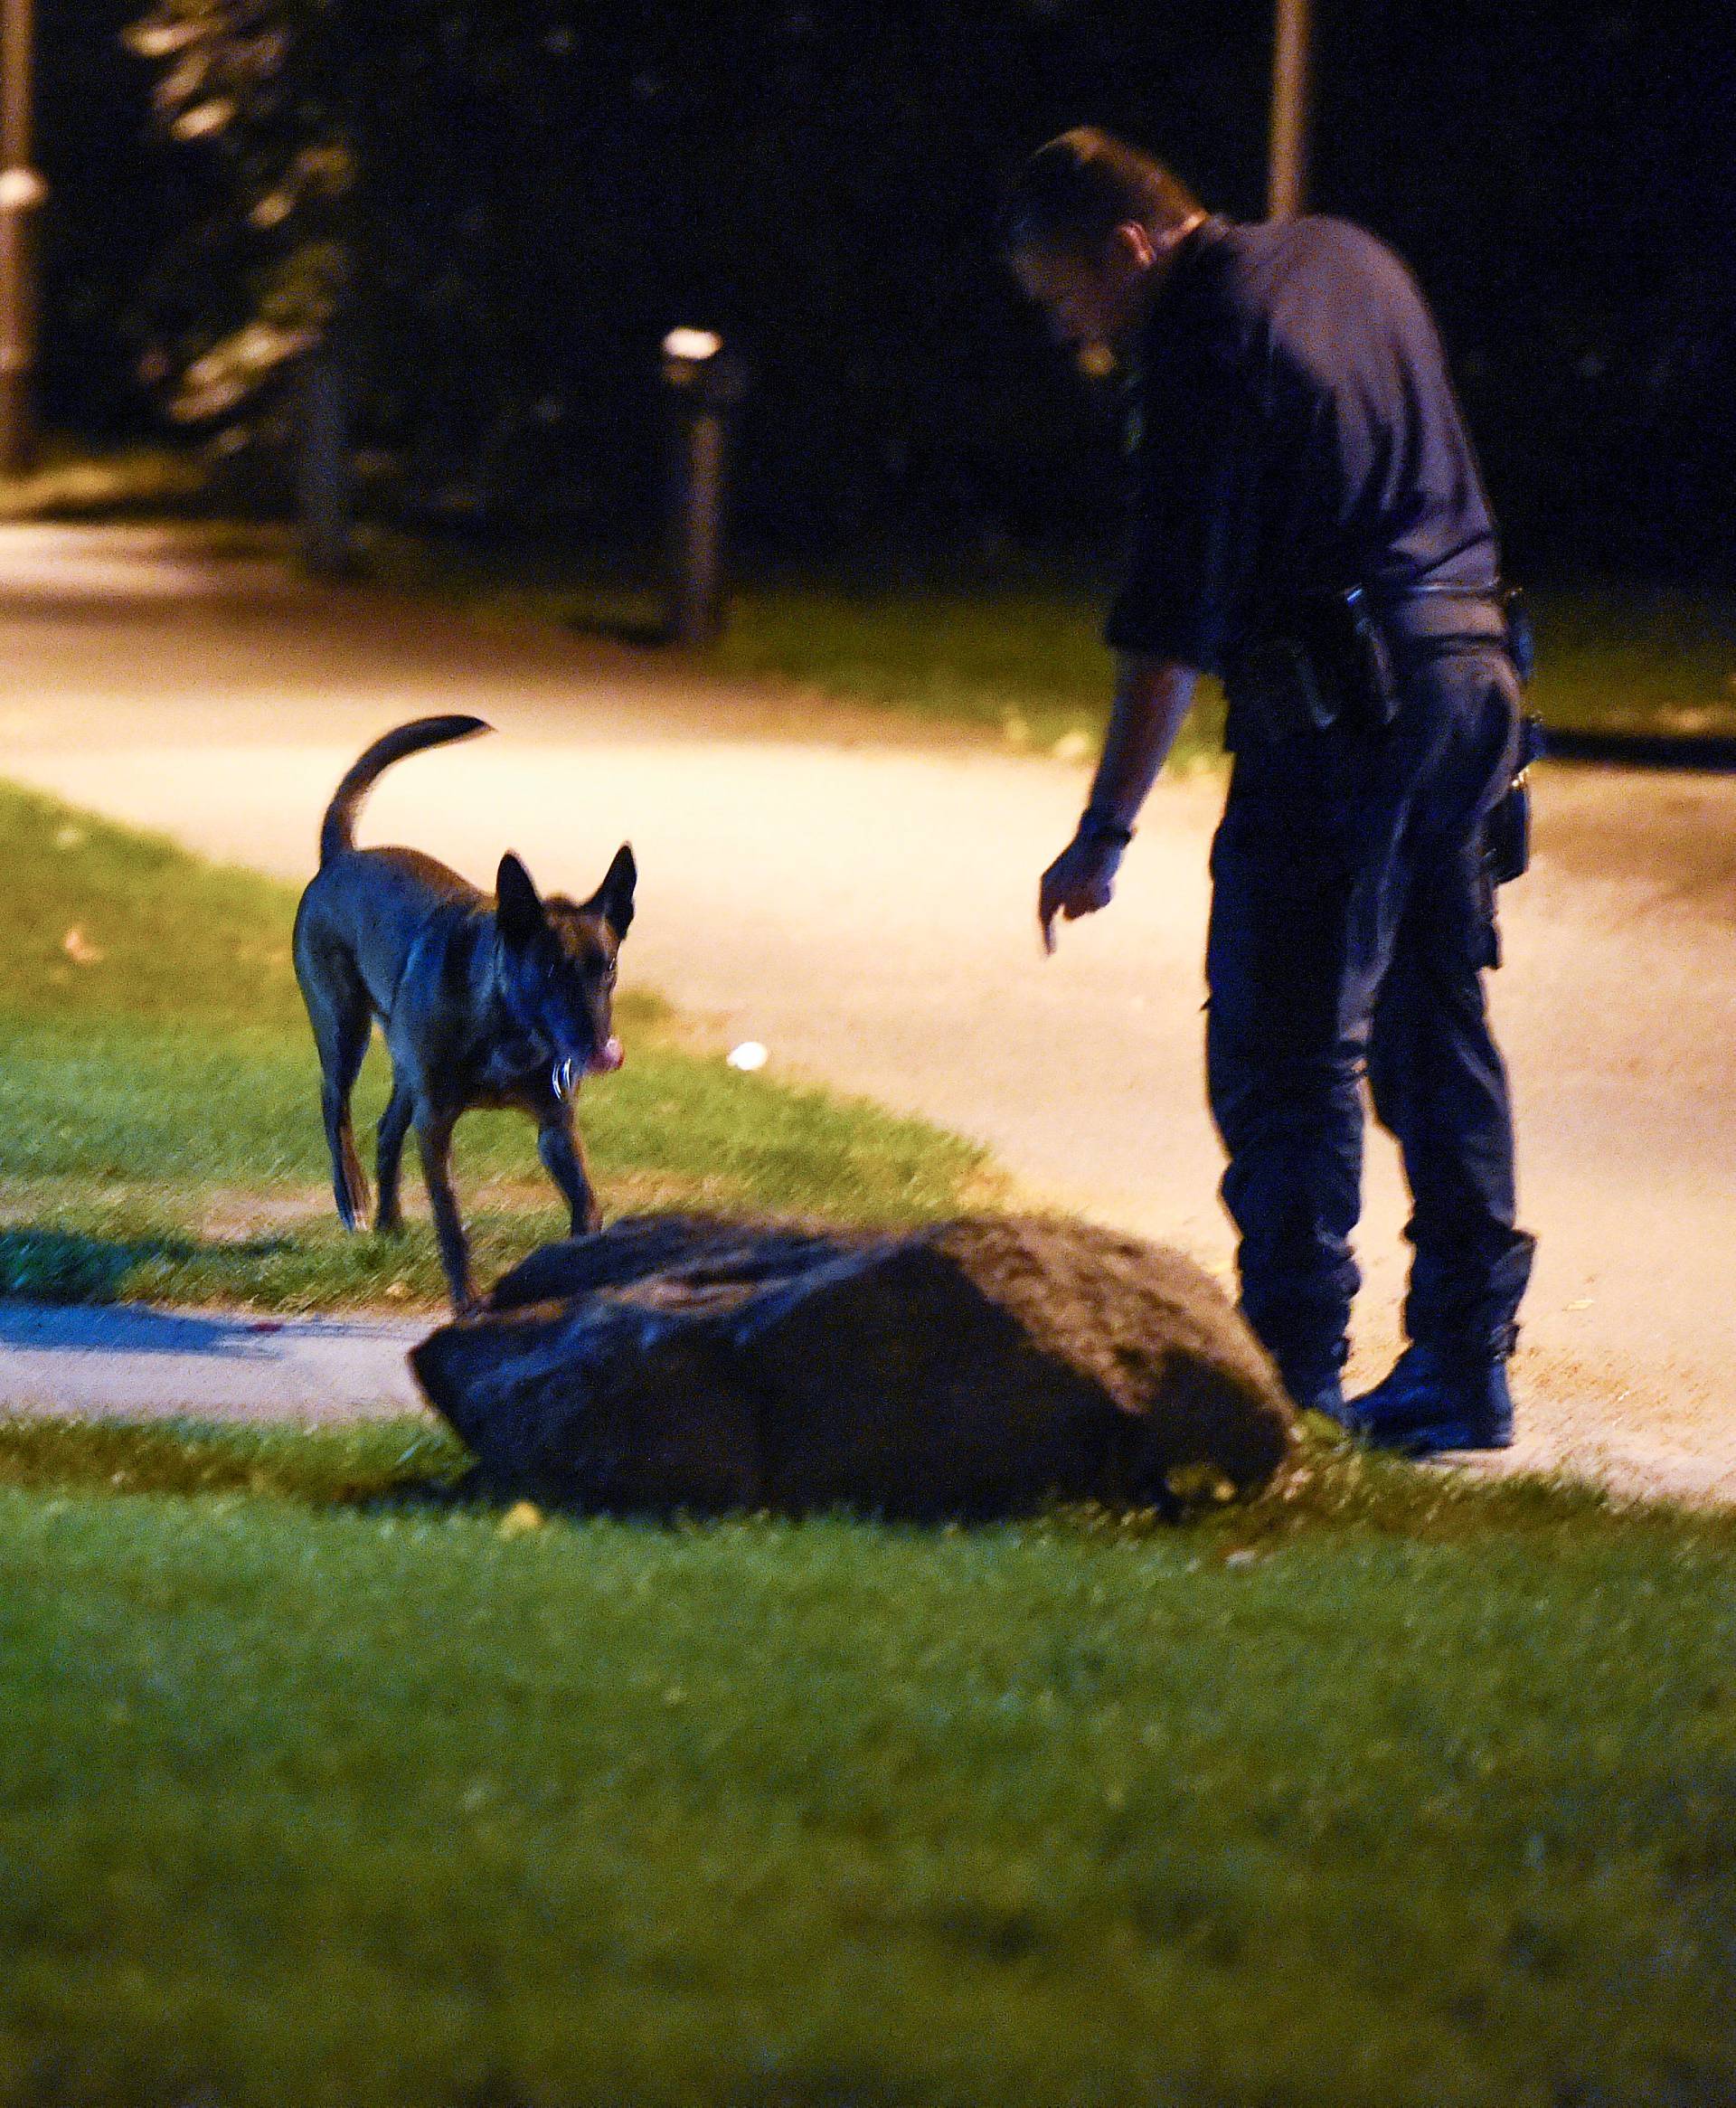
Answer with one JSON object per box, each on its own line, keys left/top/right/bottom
{"left": 664, "top": 326, "right": 722, "bottom": 365}
{"left": 661, "top": 326, "right": 747, "bottom": 647}
{"left": 297, "top": 341, "right": 354, "bottom": 579}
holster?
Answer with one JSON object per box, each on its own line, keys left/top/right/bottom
{"left": 1223, "top": 587, "right": 1396, "bottom": 745}
{"left": 1486, "top": 712, "right": 1546, "bottom": 885}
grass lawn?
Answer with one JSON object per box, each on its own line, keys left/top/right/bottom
{"left": 0, "top": 1414, "right": 1732, "bottom": 2108}
{"left": 0, "top": 782, "right": 993, "bottom": 1311}
{"left": 364, "top": 534, "right": 1736, "bottom": 756}
{"left": 0, "top": 441, "right": 214, "bottom": 524}
{"left": 3, "top": 622, "right": 1732, "bottom": 2108}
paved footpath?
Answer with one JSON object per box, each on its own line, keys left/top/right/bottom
{"left": 2, "top": 525, "right": 1733, "bottom": 1501}
{"left": 0, "top": 1301, "right": 423, "bottom": 1421}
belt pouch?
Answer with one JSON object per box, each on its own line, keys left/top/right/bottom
{"left": 1224, "top": 634, "right": 1337, "bottom": 742}
{"left": 1501, "top": 586, "right": 1536, "bottom": 684}
{"left": 1486, "top": 715, "right": 1546, "bottom": 884}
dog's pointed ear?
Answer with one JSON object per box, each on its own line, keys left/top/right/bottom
{"left": 588, "top": 843, "right": 637, "bottom": 940}
{"left": 495, "top": 854, "right": 547, "bottom": 945}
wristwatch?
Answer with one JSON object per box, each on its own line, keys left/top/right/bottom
{"left": 1079, "top": 808, "right": 1135, "bottom": 848}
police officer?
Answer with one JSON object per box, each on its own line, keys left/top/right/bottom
{"left": 1003, "top": 128, "right": 1534, "bottom": 1453}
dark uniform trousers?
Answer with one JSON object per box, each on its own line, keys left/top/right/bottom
{"left": 1205, "top": 643, "right": 1536, "bottom": 1396}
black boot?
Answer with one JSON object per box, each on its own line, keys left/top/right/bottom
{"left": 1344, "top": 1341, "right": 1514, "bottom": 1454}
{"left": 1292, "top": 1374, "right": 1350, "bottom": 1427}
{"left": 1272, "top": 1352, "right": 1350, "bottom": 1431}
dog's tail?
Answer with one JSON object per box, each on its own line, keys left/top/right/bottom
{"left": 318, "top": 714, "right": 493, "bottom": 866}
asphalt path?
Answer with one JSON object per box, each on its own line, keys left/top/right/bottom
{"left": 0, "top": 1301, "right": 423, "bottom": 1421}
{"left": 2, "top": 525, "right": 1732, "bottom": 1501}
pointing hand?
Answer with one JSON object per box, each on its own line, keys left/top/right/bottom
{"left": 1039, "top": 829, "right": 1125, "bottom": 954}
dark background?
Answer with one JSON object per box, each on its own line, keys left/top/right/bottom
{"left": 34, "top": 0, "right": 1736, "bottom": 577}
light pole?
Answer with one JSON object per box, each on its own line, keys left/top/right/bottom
{"left": 1267, "top": 0, "right": 1312, "bottom": 221}
{"left": 0, "top": 0, "right": 44, "bottom": 474}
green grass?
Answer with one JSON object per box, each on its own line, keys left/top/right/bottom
{"left": 0, "top": 1414, "right": 1732, "bottom": 2107}
{"left": 707, "top": 562, "right": 1147, "bottom": 749}
{"left": 712, "top": 564, "right": 1226, "bottom": 755}
{"left": 0, "top": 440, "right": 216, "bottom": 523}
{"left": 364, "top": 533, "right": 1736, "bottom": 754}
{"left": 1522, "top": 576, "right": 1736, "bottom": 740}
{"left": 363, "top": 534, "right": 1226, "bottom": 758}
{"left": 720, "top": 572, "right": 1736, "bottom": 749}
{"left": 0, "top": 781, "right": 992, "bottom": 1310}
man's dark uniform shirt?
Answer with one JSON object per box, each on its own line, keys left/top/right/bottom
{"left": 1107, "top": 214, "right": 1498, "bottom": 677}
{"left": 1103, "top": 213, "right": 1534, "bottom": 1408}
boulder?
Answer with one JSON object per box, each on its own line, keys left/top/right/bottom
{"left": 410, "top": 1215, "right": 1295, "bottom": 1519}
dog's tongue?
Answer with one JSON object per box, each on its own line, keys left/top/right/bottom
{"left": 590, "top": 1036, "right": 625, "bottom": 1074}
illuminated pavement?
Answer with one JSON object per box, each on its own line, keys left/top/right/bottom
{"left": 2, "top": 524, "right": 1733, "bottom": 1502}
{"left": 0, "top": 1301, "right": 423, "bottom": 1421}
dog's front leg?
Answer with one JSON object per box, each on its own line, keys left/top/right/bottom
{"left": 537, "top": 1106, "right": 601, "bottom": 1237}
{"left": 415, "top": 1108, "right": 477, "bottom": 1311}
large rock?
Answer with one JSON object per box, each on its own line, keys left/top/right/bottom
{"left": 410, "top": 1215, "right": 1295, "bottom": 1518}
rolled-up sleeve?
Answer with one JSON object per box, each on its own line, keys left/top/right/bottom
{"left": 1104, "top": 347, "right": 1260, "bottom": 675}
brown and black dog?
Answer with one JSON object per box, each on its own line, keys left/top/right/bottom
{"left": 293, "top": 715, "right": 636, "bottom": 1310}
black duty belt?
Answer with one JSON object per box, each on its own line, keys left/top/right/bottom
{"left": 1223, "top": 583, "right": 1529, "bottom": 748}
{"left": 1366, "top": 588, "right": 1509, "bottom": 651}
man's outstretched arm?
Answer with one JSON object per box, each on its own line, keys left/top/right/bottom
{"left": 1039, "top": 651, "right": 1198, "bottom": 951}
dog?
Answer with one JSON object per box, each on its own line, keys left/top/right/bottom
{"left": 293, "top": 714, "right": 636, "bottom": 1311}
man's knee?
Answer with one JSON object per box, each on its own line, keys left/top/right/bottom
{"left": 1209, "top": 1019, "right": 1365, "bottom": 1149}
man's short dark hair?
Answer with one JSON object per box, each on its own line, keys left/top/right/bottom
{"left": 998, "top": 128, "right": 1205, "bottom": 259}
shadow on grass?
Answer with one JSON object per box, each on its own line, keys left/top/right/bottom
{"left": 0, "top": 1299, "right": 418, "bottom": 1365}
{"left": 1543, "top": 726, "right": 1736, "bottom": 771}
{"left": 0, "top": 1225, "right": 294, "bottom": 1305}
{"left": 0, "top": 1412, "right": 473, "bottom": 1511}
{"left": 565, "top": 609, "right": 671, "bottom": 650}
